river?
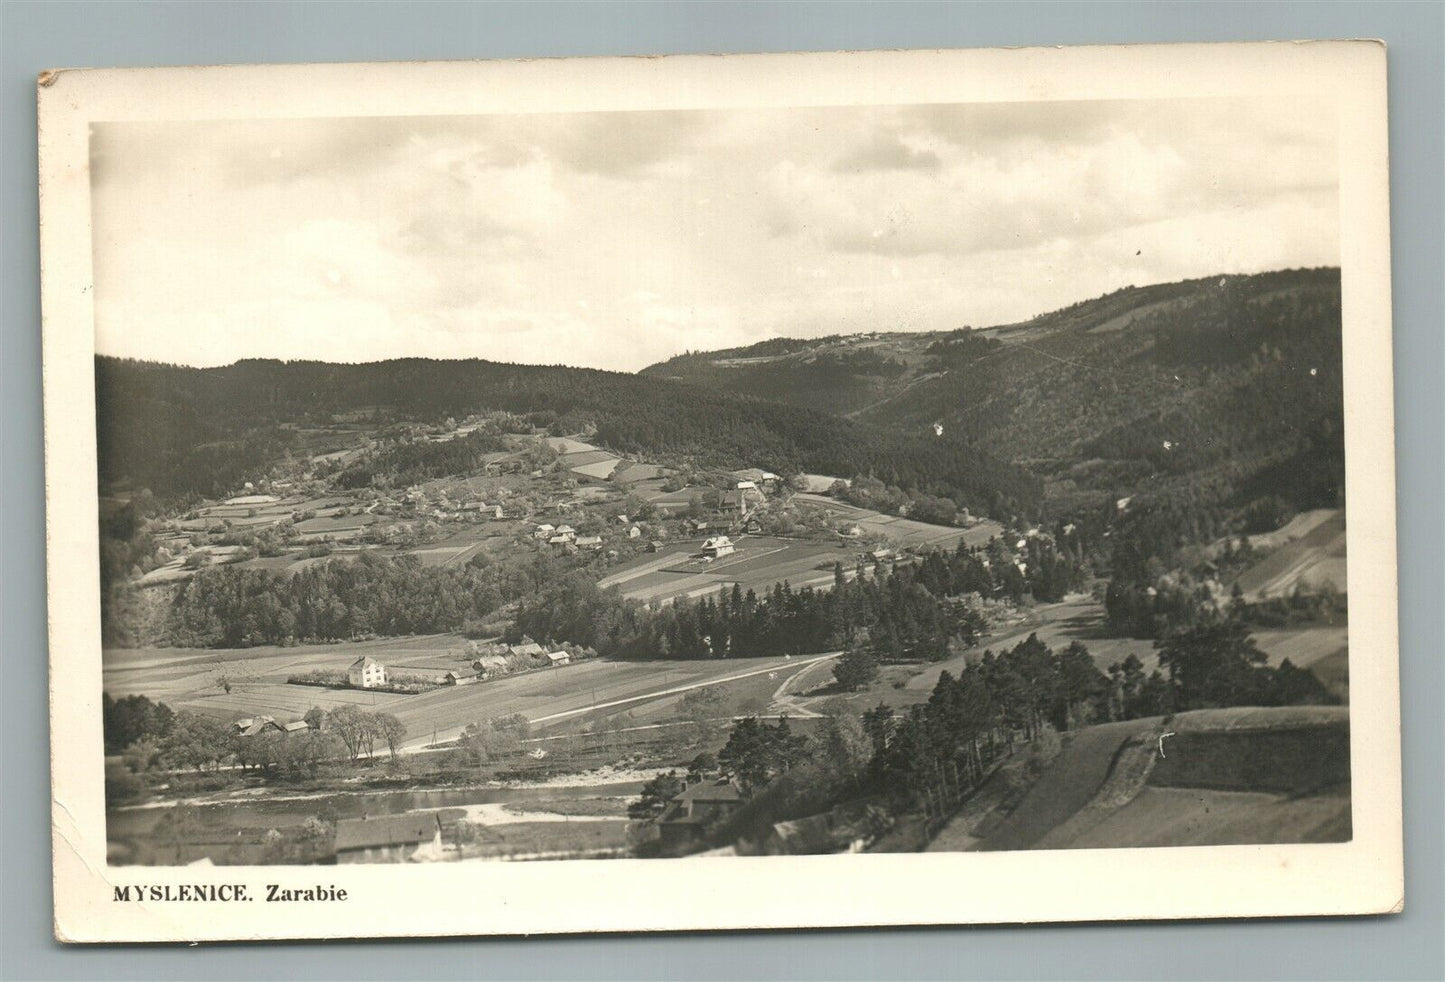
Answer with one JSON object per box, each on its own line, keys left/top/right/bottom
{"left": 108, "top": 779, "right": 644, "bottom": 841}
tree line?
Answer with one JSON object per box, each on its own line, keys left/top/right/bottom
{"left": 662, "top": 610, "right": 1336, "bottom": 850}
{"left": 102, "top": 694, "right": 412, "bottom": 805}
{"left": 156, "top": 527, "right": 1087, "bottom": 656}
{"left": 162, "top": 547, "right": 583, "bottom": 647}
{"left": 96, "top": 355, "right": 1044, "bottom": 518}
{"left": 511, "top": 544, "right": 1030, "bottom": 663}
{"left": 333, "top": 427, "right": 512, "bottom": 490}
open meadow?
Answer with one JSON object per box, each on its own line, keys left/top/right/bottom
{"left": 598, "top": 535, "right": 856, "bottom": 605}
{"left": 790, "top": 493, "right": 1004, "bottom": 549}
{"left": 929, "top": 705, "right": 1350, "bottom": 853}
{"left": 1236, "top": 509, "right": 1347, "bottom": 600}
{"left": 104, "top": 636, "right": 839, "bottom": 750}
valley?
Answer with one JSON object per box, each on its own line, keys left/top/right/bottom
{"left": 96, "top": 266, "right": 1351, "bottom": 864}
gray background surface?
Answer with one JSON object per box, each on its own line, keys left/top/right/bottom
{"left": 1, "top": 2, "right": 1440, "bottom": 980}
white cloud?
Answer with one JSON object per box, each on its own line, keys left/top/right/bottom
{"left": 91, "top": 97, "right": 1339, "bottom": 372}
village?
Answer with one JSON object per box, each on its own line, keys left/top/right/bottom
{"left": 101, "top": 385, "right": 1351, "bottom": 870}
{"left": 102, "top": 413, "right": 1030, "bottom": 865}
{"left": 118, "top": 409, "right": 1007, "bottom": 634}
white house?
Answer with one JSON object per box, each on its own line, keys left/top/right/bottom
{"left": 544, "top": 650, "right": 571, "bottom": 667}
{"left": 533, "top": 523, "right": 556, "bottom": 539}
{"left": 701, "top": 535, "right": 735, "bottom": 558}
{"left": 348, "top": 656, "right": 387, "bottom": 689}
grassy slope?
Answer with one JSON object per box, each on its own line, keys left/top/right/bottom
{"left": 1043, "top": 785, "right": 1350, "bottom": 849}
{"left": 976, "top": 718, "right": 1161, "bottom": 852}
{"left": 954, "top": 706, "right": 1350, "bottom": 852}
{"left": 1235, "top": 510, "right": 1348, "bottom": 599}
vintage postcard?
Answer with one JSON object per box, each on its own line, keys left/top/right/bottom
{"left": 39, "top": 41, "right": 1401, "bottom": 942}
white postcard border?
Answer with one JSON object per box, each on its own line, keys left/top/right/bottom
{"left": 39, "top": 41, "right": 1401, "bottom": 943}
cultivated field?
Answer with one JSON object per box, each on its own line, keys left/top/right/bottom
{"left": 105, "top": 636, "right": 837, "bottom": 749}
{"left": 540, "top": 436, "right": 635, "bottom": 483}
{"left": 598, "top": 535, "right": 856, "bottom": 605}
{"left": 1038, "top": 785, "right": 1351, "bottom": 848}
{"left": 1252, "top": 626, "right": 1347, "bottom": 670}
{"left": 974, "top": 717, "right": 1160, "bottom": 851}
{"left": 790, "top": 493, "right": 1004, "bottom": 549}
{"left": 103, "top": 634, "right": 468, "bottom": 704}
{"left": 932, "top": 705, "right": 1350, "bottom": 852}
{"left": 1236, "top": 509, "right": 1347, "bottom": 600}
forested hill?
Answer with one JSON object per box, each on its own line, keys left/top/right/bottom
{"left": 643, "top": 268, "right": 1345, "bottom": 515}
{"left": 95, "top": 356, "right": 1041, "bottom": 517}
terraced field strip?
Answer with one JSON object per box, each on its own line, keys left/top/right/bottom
{"left": 570, "top": 458, "right": 623, "bottom": 480}
{"left": 976, "top": 718, "right": 1161, "bottom": 851}
{"left": 180, "top": 684, "right": 415, "bottom": 722}
{"left": 1042, "top": 785, "right": 1351, "bottom": 849}
{"left": 1252, "top": 627, "right": 1348, "bottom": 671}
{"left": 790, "top": 493, "right": 1002, "bottom": 548}
{"left": 1246, "top": 508, "right": 1340, "bottom": 551}
{"left": 528, "top": 652, "right": 842, "bottom": 726}
{"left": 543, "top": 437, "right": 602, "bottom": 454}
{"left": 661, "top": 545, "right": 791, "bottom": 575}
{"left": 596, "top": 554, "right": 683, "bottom": 588}
{"left": 392, "top": 654, "right": 839, "bottom": 749}
{"left": 104, "top": 634, "right": 467, "bottom": 702}
{"left": 1236, "top": 511, "right": 1346, "bottom": 600}
{"left": 607, "top": 537, "right": 846, "bottom": 605}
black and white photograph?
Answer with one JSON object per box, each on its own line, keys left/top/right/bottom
{"left": 38, "top": 43, "right": 1401, "bottom": 940}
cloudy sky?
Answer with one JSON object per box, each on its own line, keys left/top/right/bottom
{"left": 90, "top": 96, "right": 1338, "bottom": 372}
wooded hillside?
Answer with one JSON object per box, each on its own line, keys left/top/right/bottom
{"left": 96, "top": 355, "right": 1040, "bottom": 517}
{"left": 645, "top": 268, "right": 1345, "bottom": 518}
